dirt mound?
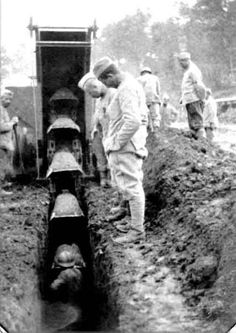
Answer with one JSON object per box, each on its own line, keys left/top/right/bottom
{"left": 144, "top": 129, "right": 236, "bottom": 329}
{"left": 1, "top": 129, "right": 236, "bottom": 332}
{"left": 87, "top": 129, "right": 236, "bottom": 333}
{"left": 0, "top": 184, "right": 48, "bottom": 333}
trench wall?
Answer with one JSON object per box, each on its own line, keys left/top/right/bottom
{"left": 143, "top": 129, "right": 236, "bottom": 330}
{"left": 0, "top": 185, "right": 49, "bottom": 333}
{"left": 86, "top": 129, "right": 236, "bottom": 333}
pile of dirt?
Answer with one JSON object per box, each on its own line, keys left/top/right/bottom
{"left": 86, "top": 129, "right": 236, "bottom": 333}
{"left": 0, "top": 184, "right": 49, "bottom": 333}
{"left": 144, "top": 129, "right": 236, "bottom": 330}
{"left": 1, "top": 128, "right": 236, "bottom": 333}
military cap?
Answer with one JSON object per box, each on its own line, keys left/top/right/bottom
{"left": 140, "top": 66, "right": 152, "bottom": 74}
{"left": 93, "top": 57, "right": 115, "bottom": 78}
{"left": 178, "top": 52, "right": 191, "bottom": 60}
{"left": 78, "top": 72, "right": 96, "bottom": 90}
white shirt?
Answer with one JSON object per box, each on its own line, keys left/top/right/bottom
{"left": 181, "top": 61, "right": 205, "bottom": 105}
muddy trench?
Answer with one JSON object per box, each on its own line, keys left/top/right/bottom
{"left": 1, "top": 129, "right": 236, "bottom": 333}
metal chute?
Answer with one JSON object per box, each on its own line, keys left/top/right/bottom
{"left": 47, "top": 117, "right": 81, "bottom": 134}
{"left": 46, "top": 150, "right": 83, "bottom": 178}
{"left": 50, "top": 191, "right": 84, "bottom": 220}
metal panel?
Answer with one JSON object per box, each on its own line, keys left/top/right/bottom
{"left": 46, "top": 150, "right": 83, "bottom": 177}
{"left": 50, "top": 191, "right": 84, "bottom": 220}
{"left": 47, "top": 117, "right": 81, "bottom": 134}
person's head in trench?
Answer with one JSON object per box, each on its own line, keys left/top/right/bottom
{"left": 93, "top": 57, "right": 122, "bottom": 89}
{"left": 1, "top": 89, "right": 14, "bottom": 108}
{"left": 78, "top": 72, "right": 107, "bottom": 98}
{"left": 178, "top": 51, "right": 191, "bottom": 70}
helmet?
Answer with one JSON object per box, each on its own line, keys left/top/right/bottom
{"left": 54, "top": 244, "right": 76, "bottom": 268}
{"left": 140, "top": 66, "right": 152, "bottom": 74}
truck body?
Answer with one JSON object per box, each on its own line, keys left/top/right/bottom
{"left": 30, "top": 23, "right": 97, "bottom": 176}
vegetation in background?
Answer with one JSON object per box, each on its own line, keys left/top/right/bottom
{"left": 93, "top": 0, "right": 236, "bottom": 106}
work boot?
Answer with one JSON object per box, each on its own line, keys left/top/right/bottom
{"left": 107, "top": 207, "right": 127, "bottom": 222}
{"left": 111, "top": 229, "right": 146, "bottom": 245}
{"left": 109, "top": 199, "right": 129, "bottom": 215}
{"left": 0, "top": 189, "right": 13, "bottom": 196}
{"left": 196, "top": 128, "right": 206, "bottom": 139}
{"left": 113, "top": 220, "right": 129, "bottom": 233}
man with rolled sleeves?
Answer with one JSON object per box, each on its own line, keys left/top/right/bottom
{"left": 178, "top": 52, "right": 206, "bottom": 139}
{"left": 93, "top": 57, "right": 148, "bottom": 244}
{"left": 0, "top": 89, "right": 18, "bottom": 195}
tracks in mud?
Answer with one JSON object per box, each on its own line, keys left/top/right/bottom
{"left": 86, "top": 186, "right": 220, "bottom": 333}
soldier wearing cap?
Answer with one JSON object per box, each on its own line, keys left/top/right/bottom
{"left": 0, "top": 88, "right": 18, "bottom": 195}
{"left": 178, "top": 51, "right": 206, "bottom": 139}
{"left": 137, "top": 66, "right": 161, "bottom": 134}
{"left": 78, "top": 72, "right": 116, "bottom": 187}
{"left": 93, "top": 57, "right": 148, "bottom": 244}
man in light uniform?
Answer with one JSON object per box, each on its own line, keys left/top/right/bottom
{"left": 178, "top": 52, "right": 206, "bottom": 139}
{"left": 137, "top": 66, "right": 161, "bottom": 133}
{"left": 160, "top": 93, "right": 178, "bottom": 129}
{"left": 0, "top": 89, "right": 18, "bottom": 195}
{"left": 93, "top": 57, "right": 148, "bottom": 244}
{"left": 203, "top": 88, "right": 219, "bottom": 142}
{"left": 78, "top": 73, "right": 116, "bottom": 187}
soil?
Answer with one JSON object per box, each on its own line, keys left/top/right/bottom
{"left": 1, "top": 128, "right": 236, "bottom": 333}
{"left": 0, "top": 184, "right": 49, "bottom": 333}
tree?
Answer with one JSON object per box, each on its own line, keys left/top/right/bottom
{"left": 93, "top": 10, "right": 151, "bottom": 75}
{"left": 151, "top": 19, "right": 182, "bottom": 93}
{"left": 180, "top": 0, "right": 236, "bottom": 88}
{"left": 0, "top": 47, "right": 11, "bottom": 81}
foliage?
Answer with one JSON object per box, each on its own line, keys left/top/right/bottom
{"left": 94, "top": 0, "right": 236, "bottom": 99}
{"left": 180, "top": 0, "right": 236, "bottom": 89}
{"left": 93, "top": 10, "right": 152, "bottom": 75}
{"left": 0, "top": 47, "right": 11, "bottom": 80}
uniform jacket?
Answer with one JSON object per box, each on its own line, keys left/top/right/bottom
{"left": 181, "top": 61, "right": 205, "bottom": 105}
{"left": 0, "top": 106, "right": 14, "bottom": 151}
{"left": 104, "top": 74, "right": 148, "bottom": 158}
{"left": 137, "top": 73, "right": 161, "bottom": 105}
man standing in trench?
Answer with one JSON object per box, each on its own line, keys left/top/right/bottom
{"left": 178, "top": 52, "right": 206, "bottom": 139}
{"left": 0, "top": 89, "right": 18, "bottom": 195}
{"left": 93, "top": 57, "right": 148, "bottom": 244}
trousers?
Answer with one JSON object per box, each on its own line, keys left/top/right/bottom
{"left": 92, "top": 132, "right": 108, "bottom": 172}
{"left": 148, "top": 103, "right": 161, "bottom": 131}
{"left": 108, "top": 151, "right": 145, "bottom": 233}
{"left": 0, "top": 148, "right": 14, "bottom": 182}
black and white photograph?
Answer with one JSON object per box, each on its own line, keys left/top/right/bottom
{"left": 1, "top": 0, "right": 236, "bottom": 332}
